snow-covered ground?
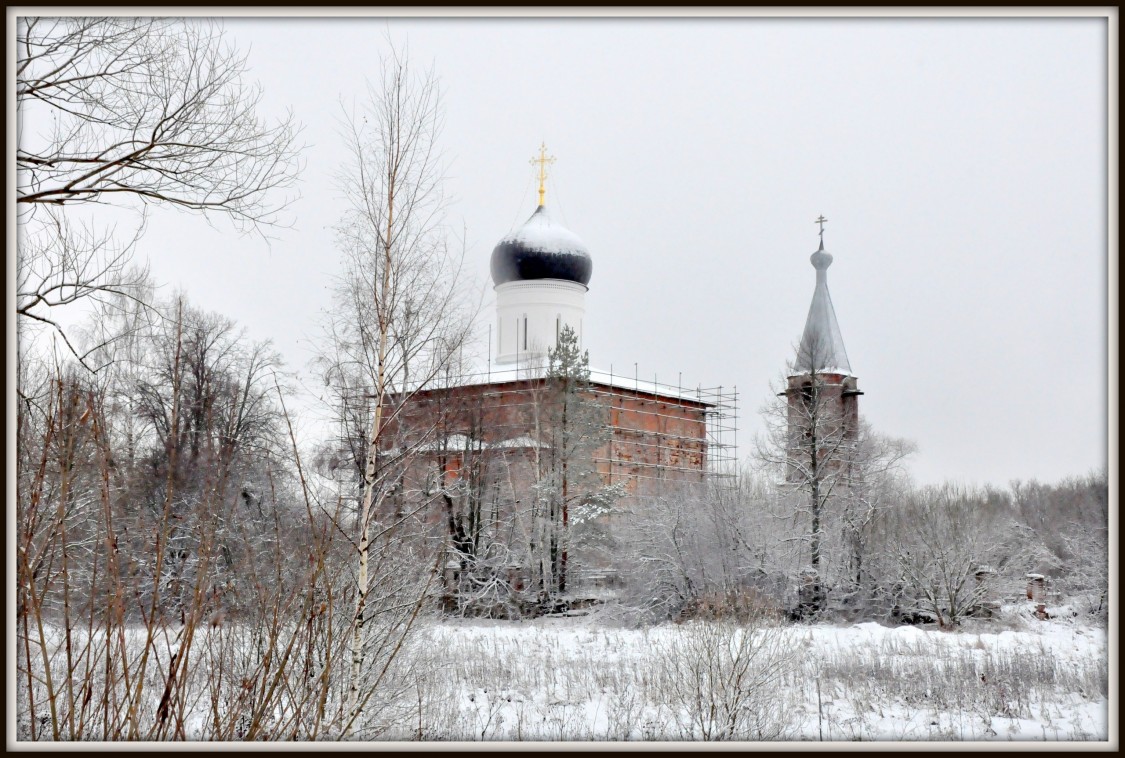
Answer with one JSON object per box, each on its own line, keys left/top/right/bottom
{"left": 402, "top": 607, "right": 1108, "bottom": 742}
{"left": 15, "top": 606, "right": 1109, "bottom": 743}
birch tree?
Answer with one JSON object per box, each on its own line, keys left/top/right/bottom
{"left": 317, "top": 46, "right": 476, "bottom": 735}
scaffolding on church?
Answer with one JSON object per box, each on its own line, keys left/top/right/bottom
{"left": 589, "top": 368, "right": 738, "bottom": 488}
{"left": 406, "top": 362, "right": 739, "bottom": 491}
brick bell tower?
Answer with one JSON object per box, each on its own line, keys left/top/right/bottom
{"left": 784, "top": 217, "right": 863, "bottom": 478}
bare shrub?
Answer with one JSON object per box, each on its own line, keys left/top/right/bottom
{"left": 652, "top": 613, "right": 800, "bottom": 740}
{"left": 676, "top": 589, "right": 782, "bottom": 624}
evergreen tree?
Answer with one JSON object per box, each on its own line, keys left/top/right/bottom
{"left": 533, "top": 325, "right": 624, "bottom": 600}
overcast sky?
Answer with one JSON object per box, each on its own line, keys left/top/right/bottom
{"left": 111, "top": 14, "right": 1108, "bottom": 487}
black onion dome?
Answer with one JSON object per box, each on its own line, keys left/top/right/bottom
{"left": 490, "top": 206, "right": 593, "bottom": 286}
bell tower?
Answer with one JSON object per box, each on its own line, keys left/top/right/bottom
{"left": 785, "top": 218, "right": 863, "bottom": 476}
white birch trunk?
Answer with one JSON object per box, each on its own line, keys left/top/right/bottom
{"left": 346, "top": 181, "right": 394, "bottom": 737}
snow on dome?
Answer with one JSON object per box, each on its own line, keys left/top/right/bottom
{"left": 504, "top": 206, "right": 589, "bottom": 256}
{"left": 794, "top": 241, "right": 852, "bottom": 376}
{"left": 490, "top": 206, "right": 593, "bottom": 286}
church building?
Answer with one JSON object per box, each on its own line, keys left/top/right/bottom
{"left": 384, "top": 146, "right": 737, "bottom": 503}
{"left": 377, "top": 150, "right": 868, "bottom": 616}
{"left": 377, "top": 146, "right": 738, "bottom": 607}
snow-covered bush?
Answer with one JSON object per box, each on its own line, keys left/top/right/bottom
{"left": 612, "top": 478, "right": 788, "bottom": 624}
{"left": 653, "top": 615, "right": 800, "bottom": 740}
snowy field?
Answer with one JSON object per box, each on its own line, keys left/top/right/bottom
{"left": 402, "top": 609, "right": 1108, "bottom": 743}
{"left": 16, "top": 608, "right": 1108, "bottom": 743}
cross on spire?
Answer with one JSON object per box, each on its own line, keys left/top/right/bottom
{"left": 530, "top": 142, "right": 556, "bottom": 207}
{"left": 815, "top": 214, "right": 828, "bottom": 243}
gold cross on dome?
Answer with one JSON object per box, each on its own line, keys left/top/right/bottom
{"left": 815, "top": 215, "right": 828, "bottom": 242}
{"left": 530, "top": 142, "right": 556, "bottom": 207}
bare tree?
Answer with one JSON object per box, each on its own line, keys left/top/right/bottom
{"left": 753, "top": 327, "right": 918, "bottom": 620}
{"left": 612, "top": 472, "right": 751, "bottom": 620}
{"left": 17, "top": 18, "right": 300, "bottom": 222}
{"left": 891, "top": 484, "right": 1016, "bottom": 628}
{"left": 1010, "top": 471, "right": 1109, "bottom": 615}
{"left": 424, "top": 394, "right": 530, "bottom": 618}
{"left": 313, "top": 44, "right": 477, "bottom": 734}
{"left": 16, "top": 17, "right": 302, "bottom": 362}
{"left": 14, "top": 299, "right": 404, "bottom": 741}
{"left": 834, "top": 423, "right": 916, "bottom": 611}
{"left": 16, "top": 211, "right": 153, "bottom": 369}
{"left": 754, "top": 334, "right": 862, "bottom": 616}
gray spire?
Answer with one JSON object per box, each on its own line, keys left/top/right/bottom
{"left": 795, "top": 239, "right": 852, "bottom": 375}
